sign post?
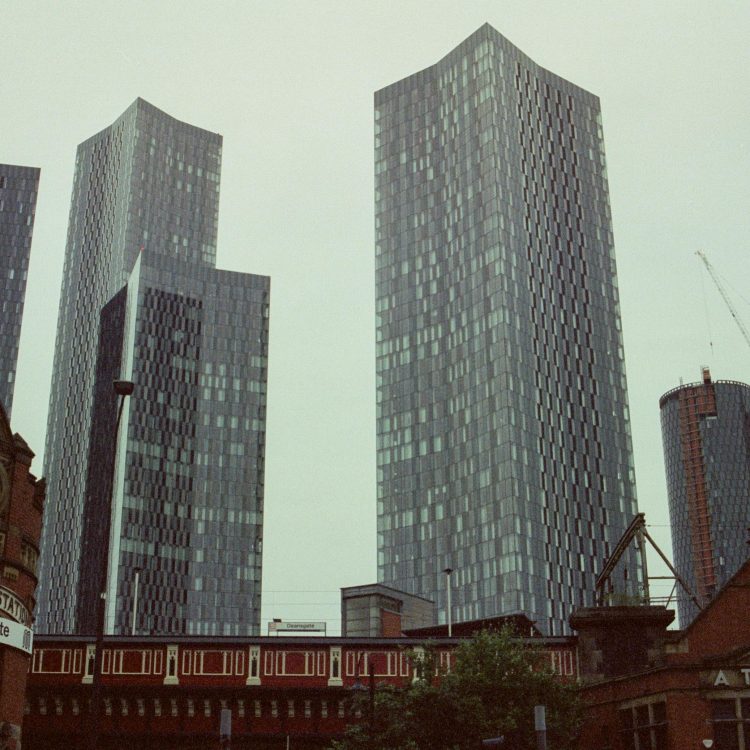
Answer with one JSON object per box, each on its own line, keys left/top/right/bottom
{"left": 220, "top": 708, "right": 231, "bottom": 748}
{"left": 534, "top": 705, "right": 547, "bottom": 750}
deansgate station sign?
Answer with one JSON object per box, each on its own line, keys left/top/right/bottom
{"left": 0, "top": 615, "right": 33, "bottom": 655}
{"left": 704, "top": 668, "right": 750, "bottom": 688}
{"left": 268, "top": 620, "right": 327, "bottom": 636}
{"left": 0, "top": 586, "right": 31, "bottom": 626}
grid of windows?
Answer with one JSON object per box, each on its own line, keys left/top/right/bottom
{"left": 0, "top": 164, "right": 39, "bottom": 418}
{"left": 660, "top": 376, "right": 750, "bottom": 626}
{"left": 38, "top": 99, "right": 269, "bottom": 636}
{"left": 618, "top": 700, "right": 668, "bottom": 750}
{"left": 711, "top": 698, "right": 750, "bottom": 750}
{"left": 375, "top": 25, "right": 638, "bottom": 635}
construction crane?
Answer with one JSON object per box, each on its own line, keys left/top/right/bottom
{"left": 696, "top": 250, "right": 750, "bottom": 351}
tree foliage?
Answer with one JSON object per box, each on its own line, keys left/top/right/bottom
{"left": 331, "top": 628, "right": 580, "bottom": 750}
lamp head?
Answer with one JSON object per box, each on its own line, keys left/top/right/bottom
{"left": 113, "top": 380, "right": 134, "bottom": 397}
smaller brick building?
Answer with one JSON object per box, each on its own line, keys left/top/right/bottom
{"left": 0, "top": 401, "right": 45, "bottom": 749}
{"left": 340, "top": 583, "right": 434, "bottom": 636}
{"left": 575, "top": 558, "right": 750, "bottom": 749}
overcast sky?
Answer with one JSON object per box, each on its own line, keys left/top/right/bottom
{"left": 3, "top": 1, "right": 749, "bottom": 633}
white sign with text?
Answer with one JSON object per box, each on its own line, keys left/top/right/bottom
{"left": 0, "top": 615, "right": 33, "bottom": 654}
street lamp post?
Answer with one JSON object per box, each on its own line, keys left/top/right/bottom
{"left": 367, "top": 659, "right": 375, "bottom": 728}
{"left": 88, "top": 379, "right": 133, "bottom": 750}
{"left": 443, "top": 567, "right": 453, "bottom": 637}
{"left": 131, "top": 567, "right": 142, "bottom": 636}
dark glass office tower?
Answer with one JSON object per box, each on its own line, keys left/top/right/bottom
{"left": 37, "top": 99, "right": 269, "bottom": 636}
{"left": 0, "top": 164, "right": 40, "bottom": 417}
{"left": 375, "top": 25, "right": 639, "bottom": 635}
{"left": 660, "top": 369, "right": 750, "bottom": 626}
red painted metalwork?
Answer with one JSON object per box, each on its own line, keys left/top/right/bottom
{"left": 677, "top": 379, "right": 718, "bottom": 603}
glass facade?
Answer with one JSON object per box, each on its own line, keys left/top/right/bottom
{"left": 37, "top": 99, "right": 269, "bottom": 636}
{"left": 660, "top": 372, "right": 750, "bottom": 626}
{"left": 375, "top": 25, "right": 639, "bottom": 635}
{"left": 0, "top": 164, "right": 39, "bottom": 418}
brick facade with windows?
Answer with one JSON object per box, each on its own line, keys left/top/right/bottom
{"left": 0, "top": 401, "right": 45, "bottom": 749}
{"left": 576, "top": 558, "right": 750, "bottom": 749}
{"left": 23, "top": 633, "right": 576, "bottom": 748}
{"left": 22, "top": 561, "right": 750, "bottom": 747}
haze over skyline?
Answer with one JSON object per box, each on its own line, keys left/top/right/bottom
{"left": 3, "top": 1, "right": 749, "bottom": 632}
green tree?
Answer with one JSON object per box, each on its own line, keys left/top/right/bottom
{"left": 331, "top": 628, "right": 580, "bottom": 750}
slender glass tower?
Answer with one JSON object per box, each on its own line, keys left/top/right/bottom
{"left": 375, "top": 25, "right": 639, "bottom": 635}
{"left": 660, "top": 368, "right": 750, "bottom": 626}
{"left": 37, "top": 99, "right": 269, "bottom": 636}
{"left": 0, "top": 164, "right": 39, "bottom": 418}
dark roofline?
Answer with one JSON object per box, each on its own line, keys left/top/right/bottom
{"left": 677, "top": 556, "right": 750, "bottom": 639}
{"left": 340, "top": 582, "right": 434, "bottom": 604}
{"left": 659, "top": 377, "right": 750, "bottom": 408}
{"left": 32, "top": 632, "right": 574, "bottom": 648}
{"left": 404, "top": 612, "right": 542, "bottom": 639}
{"left": 375, "top": 23, "right": 597, "bottom": 105}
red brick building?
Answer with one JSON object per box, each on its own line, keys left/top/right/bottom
{"left": 0, "top": 402, "right": 45, "bottom": 749}
{"left": 23, "top": 560, "right": 750, "bottom": 748}
{"left": 576, "top": 558, "right": 750, "bottom": 749}
{"left": 23, "top": 633, "right": 576, "bottom": 748}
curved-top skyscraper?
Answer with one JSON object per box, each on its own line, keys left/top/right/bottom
{"left": 38, "top": 100, "right": 269, "bottom": 636}
{"left": 375, "top": 25, "right": 639, "bottom": 635}
{"left": 660, "top": 368, "right": 750, "bottom": 626}
{"left": 0, "top": 164, "right": 39, "bottom": 418}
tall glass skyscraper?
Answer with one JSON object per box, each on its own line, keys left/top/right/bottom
{"left": 660, "top": 369, "right": 750, "bottom": 626}
{"left": 37, "top": 99, "right": 269, "bottom": 636}
{"left": 375, "top": 25, "right": 639, "bottom": 635}
{"left": 0, "top": 164, "right": 40, "bottom": 418}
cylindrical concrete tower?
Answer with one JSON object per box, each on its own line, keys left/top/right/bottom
{"left": 659, "top": 368, "right": 750, "bottom": 626}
